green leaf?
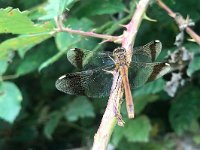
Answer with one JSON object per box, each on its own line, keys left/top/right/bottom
{"left": 0, "top": 82, "right": 22, "bottom": 123}
{"left": 134, "top": 79, "right": 166, "bottom": 97}
{"left": 75, "top": 0, "right": 125, "bottom": 17}
{"left": 65, "top": 96, "right": 95, "bottom": 122}
{"left": 16, "top": 40, "right": 56, "bottom": 76}
{"left": 39, "top": 50, "right": 67, "bottom": 71}
{"left": 169, "top": 86, "right": 200, "bottom": 135}
{"left": 43, "top": 111, "right": 62, "bottom": 139}
{"left": 39, "top": 0, "right": 77, "bottom": 20}
{"left": 168, "top": 0, "right": 200, "bottom": 21}
{"left": 185, "top": 43, "right": 200, "bottom": 76}
{"left": 111, "top": 115, "right": 153, "bottom": 146}
{"left": 112, "top": 125, "right": 126, "bottom": 146}
{"left": 0, "top": 60, "right": 8, "bottom": 75}
{"left": 0, "top": 7, "right": 53, "bottom": 34}
{"left": 0, "top": 34, "right": 52, "bottom": 60}
{"left": 185, "top": 43, "right": 200, "bottom": 54}
{"left": 124, "top": 116, "right": 152, "bottom": 142}
{"left": 135, "top": 95, "right": 159, "bottom": 114}
{"left": 187, "top": 55, "right": 200, "bottom": 76}
{"left": 193, "top": 135, "right": 200, "bottom": 145}
{"left": 55, "top": 18, "right": 97, "bottom": 51}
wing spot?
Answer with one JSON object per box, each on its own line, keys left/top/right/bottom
{"left": 165, "top": 63, "right": 170, "bottom": 66}
{"left": 58, "top": 75, "right": 66, "bottom": 80}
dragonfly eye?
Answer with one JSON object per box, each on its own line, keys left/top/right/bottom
{"left": 113, "top": 47, "right": 126, "bottom": 56}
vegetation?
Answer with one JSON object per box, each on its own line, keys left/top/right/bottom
{"left": 0, "top": 0, "right": 200, "bottom": 149}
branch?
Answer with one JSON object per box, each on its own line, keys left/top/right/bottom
{"left": 92, "top": 71, "right": 123, "bottom": 150}
{"left": 92, "top": 0, "right": 151, "bottom": 149}
{"left": 54, "top": 16, "right": 122, "bottom": 43}
{"left": 156, "top": 0, "right": 200, "bottom": 45}
{"left": 55, "top": 27, "right": 122, "bottom": 43}
{"left": 122, "top": 0, "right": 151, "bottom": 61}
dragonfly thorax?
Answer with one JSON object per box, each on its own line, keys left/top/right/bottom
{"left": 113, "top": 47, "right": 127, "bottom": 66}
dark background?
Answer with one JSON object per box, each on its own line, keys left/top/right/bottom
{"left": 0, "top": 0, "right": 200, "bottom": 149}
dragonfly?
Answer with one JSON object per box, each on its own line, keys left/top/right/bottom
{"left": 55, "top": 40, "right": 171, "bottom": 118}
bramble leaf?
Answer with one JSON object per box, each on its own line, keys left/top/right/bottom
{"left": 74, "top": 0, "right": 125, "bottom": 17}
{"left": 0, "top": 34, "right": 51, "bottom": 60}
{"left": 0, "top": 7, "right": 53, "bottom": 34}
{"left": 169, "top": 86, "right": 200, "bottom": 135}
{"left": 39, "top": 0, "right": 77, "bottom": 20}
{"left": 43, "top": 111, "right": 62, "bottom": 139}
{"left": 65, "top": 96, "right": 95, "bottom": 122}
{"left": 124, "top": 116, "right": 152, "bottom": 142}
{"left": 0, "top": 82, "right": 22, "bottom": 123}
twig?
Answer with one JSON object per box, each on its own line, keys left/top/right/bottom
{"left": 92, "top": 0, "right": 151, "bottom": 149}
{"left": 55, "top": 27, "right": 122, "bottom": 44}
{"left": 122, "top": 0, "right": 151, "bottom": 61}
{"left": 156, "top": 0, "right": 200, "bottom": 45}
{"left": 92, "top": 71, "right": 123, "bottom": 150}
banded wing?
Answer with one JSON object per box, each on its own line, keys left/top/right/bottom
{"left": 129, "top": 61, "right": 171, "bottom": 88}
{"left": 132, "top": 40, "right": 162, "bottom": 62}
{"left": 67, "top": 40, "right": 162, "bottom": 70}
{"left": 55, "top": 65, "right": 115, "bottom": 98}
{"left": 67, "top": 48, "right": 114, "bottom": 70}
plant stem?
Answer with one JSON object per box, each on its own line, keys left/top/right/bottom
{"left": 55, "top": 27, "right": 122, "bottom": 43}
{"left": 92, "top": 0, "right": 151, "bottom": 149}
{"left": 122, "top": 0, "right": 151, "bottom": 61}
{"left": 92, "top": 71, "right": 123, "bottom": 150}
{"left": 156, "top": 0, "right": 200, "bottom": 45}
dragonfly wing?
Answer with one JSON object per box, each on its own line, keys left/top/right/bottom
{"left": 129, "top": 61, "right": 171, "bottom": 88}
{"left": 67, "top": 48, "right": 114, "bottom": 70}
{"left": 55, "top": 65, "right": 115, "bottom": 98}
{"left": 132, "top": 40, "right": 162, "bottom": 62}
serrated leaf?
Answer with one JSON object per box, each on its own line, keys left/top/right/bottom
{"left": 55, "top": 18, "right": 97, "bottom": 51}
{"left": 0, "top": 7, "right": 53, "bottom": 34}
{"left": 0, "top": 82, "right": 22, "bottom": 123}
{"left": 0, "top": 60, "right": 8, "bottom": 75}
{"left": 0, "top": 34, "right": 52, "bottom": 60}
{"left": 75, "top": 0, "right": 125, "bottom": 17}
{"left": 65, "top": 96, "right": 95, "bottom": 122}
{"left": 43, "top": 111, "right": 62, "bottom": 139}
{"left": 39, "top": 0, "right": 77, "bottom": 20}
{"left": 169, "top": 86, "right": 200, "bottom": 135}
{"left": 124, "top": 116, "right": 151, "bottom": 142}
{"left": 134, "top": 79, "right": 166, "bottom": 97}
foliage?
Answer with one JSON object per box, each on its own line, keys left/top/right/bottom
{"left": 0, "top": 0, "right": 200, "bottom": 149}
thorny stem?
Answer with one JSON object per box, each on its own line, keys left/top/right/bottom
{"left": 122, "top": 0, "right": 151, "bottom": 61}
{"left": 156, "top": 0, "right": 200, "bottom": 45}
{"left": 91, "top": 0, "right": 151, "bottom": 149}
{"left": 56, "top": 27, "right": 122, "bottom": 43}
{"left": 92, "top": 71, "right": 123, "bottom": 150}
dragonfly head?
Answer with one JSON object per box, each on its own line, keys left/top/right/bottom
{"left": 113, "top": 47, "right": 127, "bottom": 66}
{"left": 113, "top": 47, "right": 126, "bottom": 59}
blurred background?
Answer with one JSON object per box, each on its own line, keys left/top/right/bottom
{"left": 0, "top": 0, "right": 200, "bottom": 149}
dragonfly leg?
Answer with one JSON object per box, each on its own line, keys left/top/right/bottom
{"left": 116, "top": 113, "right": 125, "bottom": 126}
{"left": 109, "top": 55, "right": 116, "bottom": 63}
{"left": 113, "top": 100, "right": 125, "bottom": 126}
{"left": 102, "top": 69, "right": 114, "bottom": 74}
